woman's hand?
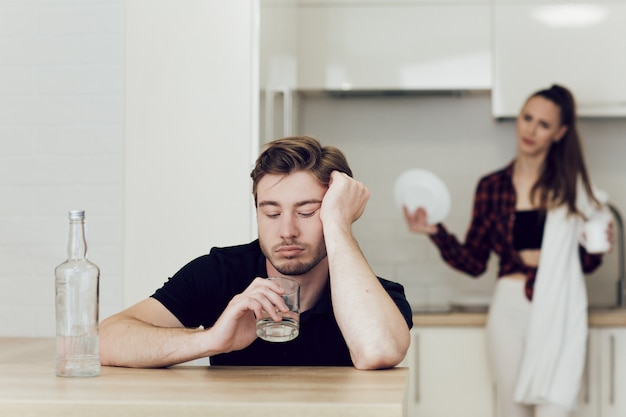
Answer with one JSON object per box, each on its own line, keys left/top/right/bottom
{"left": 403, "top": 206, "right": 438, "bottom": 235}
{"left": 607, "top": 220, "right": 615, "bottom": 247}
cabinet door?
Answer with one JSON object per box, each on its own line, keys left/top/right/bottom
{"left": 260, "top": 1, "right": 298, "bottom": 89}
{"left": 599, "top": 328, "right": 626, "bottom": 417}
{"left": 259, "top": 1, "right": 300, "bottom": 142}
{"left": 572, "top": 329, "right": 601, "bottom": 417}
{"left": 297, "top": 2, "right": 491, "bottom": 91}
{"left": 405, "top": 328, "right": 494, "bottom": 417}
{"left": 493, "top": 0, "right": 626, "bottom": 117}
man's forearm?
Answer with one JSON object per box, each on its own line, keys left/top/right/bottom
{"left": 325, "top": 228, "right": 410, "bottom": 370}
{"left": 99, "top": 316, "right": 209, "bottom": 368}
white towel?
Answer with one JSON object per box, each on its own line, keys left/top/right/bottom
{"left": 514, "top": 185, "right": 608, "bottom": 409}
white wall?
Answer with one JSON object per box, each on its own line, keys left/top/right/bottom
{"left": 297, "top": 92, "right": 626, "bottom": 310}
{"left": 0, "top": 0, "right": 258, "bottom": 337}
{"left": 0, "top": 0, "right": 125, "bottom": 335}
{"left": 124, "top": 1, "right": 258, "bottom": 306}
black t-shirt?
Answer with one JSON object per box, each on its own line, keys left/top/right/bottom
{"left": 151, "top": 240, "right": 413, "bottom": 366}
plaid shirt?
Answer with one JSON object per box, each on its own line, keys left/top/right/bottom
{"left": 430, "top": 162, "right": 602, "bottom": 300}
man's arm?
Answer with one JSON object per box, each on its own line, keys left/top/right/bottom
{"left": 321, "top": 171, "right": 411, "bottom": 370}
{"left": 99, "top": 279, "right": 289, "bottom": 368}
{"left": 99, "top": 298, "right": 211, "bottom": 368}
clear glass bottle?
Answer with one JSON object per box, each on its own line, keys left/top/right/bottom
{"left": 54, "top": 210, "right": 100, "bottom": 377}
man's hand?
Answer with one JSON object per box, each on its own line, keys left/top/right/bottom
{"left": 320, "top": 171, "right": 370, "bottom": 231}
{"left": 208, "top": 278, "right": 287, "bottom": 353}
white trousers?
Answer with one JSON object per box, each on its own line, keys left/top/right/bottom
{"left": 485, "top": 278, "right": 571, "bottom": 417}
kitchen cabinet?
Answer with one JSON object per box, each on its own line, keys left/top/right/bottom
{"left": 573, "top": 329, "right": 600, "bottom": 417}
{"left": 259, "top": 0, "right": 491, "bottom": 141}
{"left": 493, "top": 0, "right": 626, "bottom": 117}
{"left": 404, "top": 324, "right": 626, "bottom": 417}
{"left": 259, "top": 0, "right": 298, "bottom": 90}
{"left": 295, "top": 0, "right": 492, "bottom": 91}
{"left": 402, "top": 327, "right": 494, "bottom": 417}
{"left": 575, "top": 328, "right": 626, "bottom": 417}
{"left": 599, "top": 328, "right": 626, "bottom": 417}
{"left": 259, "top": 0, "right": 300, "bottom": 142}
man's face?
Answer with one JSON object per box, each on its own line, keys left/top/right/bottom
{"left": 256, "top": 171, "right": 327, "bottom": 276}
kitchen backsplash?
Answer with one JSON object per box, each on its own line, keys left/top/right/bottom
{"left": 295, "top": 91, "right": 626, "bottom": 311}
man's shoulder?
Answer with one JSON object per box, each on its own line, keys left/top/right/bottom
{"left": 204, "top": 240, "right": 264, "bottom": 272}
{"left": 209, "top": 240, "right": 262, "bottom": 258}
{"left": 180, "top": 240, "right": 263, "bottom": 276}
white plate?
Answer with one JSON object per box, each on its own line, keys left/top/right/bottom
{"left": 394, "top": 169, "right": 451, "bottom": 224}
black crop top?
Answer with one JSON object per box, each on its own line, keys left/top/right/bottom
{"left": 513, "top": 210, "right": 546, "bottom": 250}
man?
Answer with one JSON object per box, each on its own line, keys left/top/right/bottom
{"left": 100, "top": 136, "right": 412, "bottom": 370}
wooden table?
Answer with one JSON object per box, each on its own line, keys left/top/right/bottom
{"left": 0, "top": 338, "right": 408, "bottom": 417}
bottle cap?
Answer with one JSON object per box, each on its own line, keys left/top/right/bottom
{"left": 69, "top": 210, "right": 85, "bottom": 220}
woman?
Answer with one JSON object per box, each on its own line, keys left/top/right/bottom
{"left": 403, "top": 84, "right": 611, "bottom": 417}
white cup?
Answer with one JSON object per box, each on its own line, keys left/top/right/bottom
{"left": 583, "top": 218, "right": 610, "bottom": 254}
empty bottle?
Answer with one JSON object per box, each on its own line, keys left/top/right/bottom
{"left": 54, "top": 210, "right": 100, "bottom": 377}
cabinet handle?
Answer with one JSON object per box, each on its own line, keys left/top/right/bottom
{"left": 583, "top": 336, "right": 590, "bottom": 404}
{"left": 264, "top": 87, "right": 275, "bottom": 142}
{"left": 282, "top": 87, "right": 293, "bottom": 136}
{"left": 610, "top": 334, "right": 615, "bottom": 405}
{"left": 414, "top": 333, "right": 420, "bottom": 403}
{"left": 263, "top": 86, "right": 293, "bottom": 142}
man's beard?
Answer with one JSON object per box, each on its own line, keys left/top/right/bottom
{"left": 260, "top": 239, "right": 327, "bottom": 276}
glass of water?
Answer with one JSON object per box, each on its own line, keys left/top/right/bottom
{"left": 256, "top": 277, "right": 300, "bottom": 342}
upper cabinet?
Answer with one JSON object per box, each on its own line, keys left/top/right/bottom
{"left": 261, "top": 0, "right": 492, "bottom": 92}
{"left": 493, "top": 0, "right": 626, "bottom": 117}
{"left": 261, "top": 0, "right": 626, "bottom": 117}
{"left": 259, "top": 0, "right": 299, "bottom": 90}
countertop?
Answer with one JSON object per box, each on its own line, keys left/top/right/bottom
{"left": 413, "top": 308, "right": 626, "bottom": 327}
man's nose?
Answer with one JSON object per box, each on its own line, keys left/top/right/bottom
{"left": 279, "top": 214, "right": 299, "bottom": 238}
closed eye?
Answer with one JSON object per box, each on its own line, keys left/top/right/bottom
{"left": 298, "top": 210, "right": 318, "bottom": 218}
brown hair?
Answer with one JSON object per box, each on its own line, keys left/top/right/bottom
{"left": 529, "top": 84, "right": 599, "bottom": 215}
{"left": 250, "top": 136, "right": 353, "bottom": 205}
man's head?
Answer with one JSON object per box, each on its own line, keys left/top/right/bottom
{"left": 250, "top": 136, "right": 352, "bottom": 206}
{"left": 251, "top": 136, "right": 353, "bottom": 277}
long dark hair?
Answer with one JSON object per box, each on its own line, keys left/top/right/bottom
{"left": 529, "top": 84, "right": 599, "bottom": 215}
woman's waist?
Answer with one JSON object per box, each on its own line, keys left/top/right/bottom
{"left": 498, "top": 265, "right": 538, "bottom": 281}
{"left": 499, "top": 272, "right": 527, "bottom": 281}
{"left": 497, "top": 249, "right": 539, "bottom": 279}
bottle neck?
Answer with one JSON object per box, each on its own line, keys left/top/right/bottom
{"left": 67, "top": 219, "right": 87, "bottom": 260}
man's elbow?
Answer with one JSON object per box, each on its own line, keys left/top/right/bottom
{"left": 352, "top": 350, "right": 408, "bottom": 370}
{"left": 98, "top": 316, "right": 128, "bottom": 367}
{"left": 98, "top": 323, "right": 115, "bottom": 366}
{"left": 351, "top": 334, "right": 411, "bottom": 370}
